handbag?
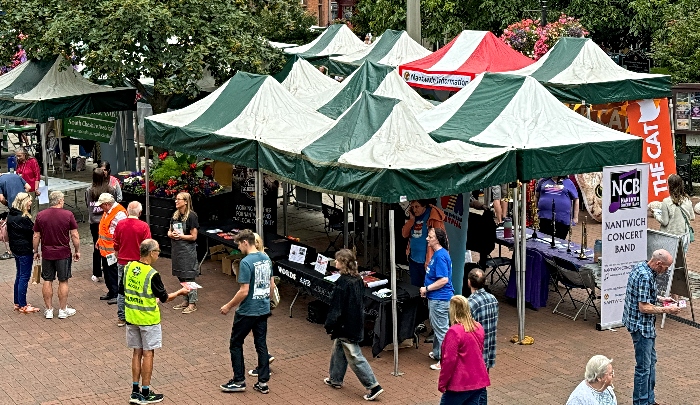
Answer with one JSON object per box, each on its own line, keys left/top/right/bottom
{"left": 678, "top": 204, "right": 695, "bottom": 243}
{"left": 31, "top": 260, "right": 42, "bottom": 284}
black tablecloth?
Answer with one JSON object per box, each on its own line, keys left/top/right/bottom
{"left": 200, "top": 222, "right": 307, "bottom": 262}
{"left": 275, "top": 259, "right": 421, "bottom": 357}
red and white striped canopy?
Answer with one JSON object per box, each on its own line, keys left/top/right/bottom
{"left": 398, "top": 30, "right": 534, "bottom": 91}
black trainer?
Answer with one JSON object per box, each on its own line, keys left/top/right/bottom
{"left": 253, "top": 382, "right": 269, "bottom": 394}
{"left": 248, "top": 368, "right": 273, "bottom": 377}
{"left": 324, "top": 378, "right": 342, "bottom": 389}
{"left": 129, "top": 392, "right": 146, "bottom": 404}
{"left": 220, "top": 379, "right": 246, "bottom": 392}
{"left": 364, "top": 385, "right": 384, "bottom": 401}
{"left": 142, "top": 390, "right": 164, "bottom": 404}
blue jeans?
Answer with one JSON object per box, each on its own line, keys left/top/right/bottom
{"left": 429, "top": 299, "right": 450, "bottom": 359}
{"left": 230, "top": 313, "right": 269, "bottom": 383}
{"left": 440, "top": 388, "right": 486, "bottom": 405}
{"left": 328, "top": 338, "right": 379, "bottom": 390}
{"left": 117, "top": 264, "right": 125, "bottom": 320}
{"left": 13, "top": 254, "right": 33, "bottom": 307}
{"left": 631, "top": 330, "right": 656, "bottom": 405}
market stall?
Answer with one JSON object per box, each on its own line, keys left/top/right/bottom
{"left": 273, "top": 55, "right": 340, "bottom": 98}
{"left": 506, "top": 37, "right": 671, "bottom": 104}
{"left": 328, "top": 29, "right": 431, "bottom": 77}
{"left": 418, "top": 72, "right": 644, "bottom": 340}
{"left": 0, "top": 55, "right": 136, "bottom": 186}
{"left": 284, "top": 24, "right": 367, "bottom": 59}
{"left": 297, "top": 61, "right": 435, "bottom": 119}
{"left": 398, "top": 30, "right": 534, "bottom": 92}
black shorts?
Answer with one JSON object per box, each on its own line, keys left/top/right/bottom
{"left": 41, "top": 258, "right": 72, "bottom": 282}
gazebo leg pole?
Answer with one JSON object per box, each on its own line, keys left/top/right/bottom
{"left": 255, "top": 170, "right": 264, "bottom": 237}
{"left": 145, "top": 146, "right": 150, "bottom": 226}
{"left": 282, "top": 182, "right": 289, "bottom": 237}
{"left": 519, "top": 182, "right": 527, "bottom": 342}
{"left": 389, "top": 209, "right": 402, "bottom": 376}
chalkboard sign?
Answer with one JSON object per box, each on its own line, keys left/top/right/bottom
{"left": 646, "top": 229, "right": 681, "bottom": 298}
{"left": 231, "top": 165, "right": 279, "bottom": 233}
{"left": 621, "top": 53, "right": 651, "bottom": 74}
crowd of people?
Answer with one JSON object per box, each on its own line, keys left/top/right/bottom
{"left": 0, "top": 151, "right": 692, "bottom": 404}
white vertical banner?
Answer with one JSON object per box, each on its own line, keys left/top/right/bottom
{"left": 600, "top": 163, "right": 649, "bottom": 329}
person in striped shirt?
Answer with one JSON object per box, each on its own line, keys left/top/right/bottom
{"left": 467, "top": 268, "right": 499, "bottom": 405}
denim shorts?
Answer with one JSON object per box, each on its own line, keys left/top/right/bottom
{"left": 126, "top": 324, "right": 162, "bottom": 350}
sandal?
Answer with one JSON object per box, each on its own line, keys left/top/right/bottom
{"left": 182, "top": 305, "right": 197, "bottom": 314}
{"left": 19, "top": 305, "right": 41, "bottom": 314}
{"left": 0, "top": 252, "right": 13, "bottom": 260}
{"left": 13, "top": 304, "right": 20, "bottom": 311}
{"left": 172, "top": 302, "right": 189, "bottom": 310}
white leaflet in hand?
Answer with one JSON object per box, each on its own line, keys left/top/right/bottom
{"left": 106, "top": 253, "right": 117, "bottom": 266}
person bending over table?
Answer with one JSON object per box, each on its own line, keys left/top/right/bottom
{"left": 420, "top": 227, "right": 454, "bottom": 371}
{"left": 535, "top": 176, "right": 579, "bottom": 239}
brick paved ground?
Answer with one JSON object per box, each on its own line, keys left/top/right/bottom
{"left": 1, "top": 168, "right": 699, "bottom": 404}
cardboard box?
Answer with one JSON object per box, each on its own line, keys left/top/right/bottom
{"left": 222, "top": 253, "right": 245, "bottom": 276}
{"left": 209, "top": 244, "right": 227, "bottom": 255}
{"left": 211, "top": 253, "right": 226, "bottom": 261}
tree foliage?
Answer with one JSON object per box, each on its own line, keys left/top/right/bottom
{"left": 0, "top": 0, "right": 316, "bottom": 113}
{"left": 352, "top": 0, "right": 669, "bottom": 51}
{"left": 650, "top": 0, "right": 700, "bottom": 83}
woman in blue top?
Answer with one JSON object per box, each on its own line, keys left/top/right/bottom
{"left": 420, "top": 227, "right": 454, "bottom": 371}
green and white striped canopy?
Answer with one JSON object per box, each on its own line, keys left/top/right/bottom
{"left": 273, "top": 55, "right": 340, "bottom": 98}
{"left": 328, "top": 30, "right": 431, "bottom": 76}
{"left": 261, "top": 91, "right": 516, "bottom": 202}
{"left": 144, "top": 72, "right": 334, "bottom": 168}
{"left": 298, "top": 61, "right": 434, "bottom": 119}
{"left": 419, "top": 73, "right": 643, "bottom": 180}
{"left": 507, "top": 37, "right": 671, "bottom": 104}
{"left": 0, "top": 56, "right": 136, "bottom": 121}
{"left": 284, "top": 24, "right": 367, "bottom": 58}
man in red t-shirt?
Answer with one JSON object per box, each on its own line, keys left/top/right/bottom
{"left": 113, "top": 201, "right": 151, "bottom": 327}
{"left": 32, "top": 191, "right": 80, "bottom": 320}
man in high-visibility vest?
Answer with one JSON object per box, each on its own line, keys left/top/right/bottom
{"left": 121, "top": 239, "right": 189, "bottom": 405}
{"left": 96, "top": 193, "right": 127, "bottom": 304}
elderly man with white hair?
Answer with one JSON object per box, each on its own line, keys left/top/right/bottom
{"left": 566, "top": 355, "right": 617, "bottom": 404}
{"left": 96, "top": 193, "right": 127, "bottom": 304}
{"left": 113, "top": 201, "right": 151, "bottom": 327}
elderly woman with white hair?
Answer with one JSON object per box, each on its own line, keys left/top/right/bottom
{"left": 566, "top": 355, "right": 617, "bottom": 405}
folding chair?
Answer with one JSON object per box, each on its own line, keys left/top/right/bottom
{"left": 551, "top": 257, "right": 600, "bottom": 321}
{"left": 321, "top": 203, "right": 354, "bottom": 254}
{"left": 543, "top": 256, "right": 564, "bottom": 300}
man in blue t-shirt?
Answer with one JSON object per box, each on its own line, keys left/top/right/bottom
{"left": 219, "top": 229, "right": 275, "bottom": 395}
{"left": 0, "top": 172, "right": 30, "bottom": 208}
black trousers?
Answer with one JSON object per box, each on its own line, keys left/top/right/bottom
{"left": 102, "top": 259, "right": 118, "bottom": 298}
{"left": 89, "top": 223, "right": 102, "bottom": 278}
{"left": 538, "top": 218, "right": 570, "bottom": 240}
{"left": 230, "top": 312, "right": 270, "bottom": 383}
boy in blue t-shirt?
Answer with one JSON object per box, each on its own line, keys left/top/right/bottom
{"left": 219, "top": 230, "right": 275, "bottom": 395}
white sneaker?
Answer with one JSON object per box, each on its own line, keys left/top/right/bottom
{"left": 45, "top": 308, "right": 54, "bottom": 319}
{"left": 428, "top": 351, "right": 437, "bottom": 360}
{"left": 91, "top": 275, "right": 98, "bottom": 282}
{"left": 430, "top": 362, "right": 441, "bottom": 370}
{"left": 58, "top": 307, "right": 76, "bottom": 319}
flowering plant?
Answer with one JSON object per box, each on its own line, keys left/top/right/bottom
{"left": 120, "top": 152, "right": 223, "bottom": 198}
{"left": 501, "top": 14, "right": 589, "bottom": 60}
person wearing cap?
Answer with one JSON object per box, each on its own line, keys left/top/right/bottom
{"left": 96, "top": 193, "right": 127, "bottom": 304}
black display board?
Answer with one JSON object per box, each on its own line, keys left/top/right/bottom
{"left": 231, "top": 166, "right": 279, "bottom": 233}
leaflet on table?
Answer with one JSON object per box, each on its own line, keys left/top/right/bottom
{"left": 180, "top": 281, "right": 203, "bottom": 290}
{"left": 324, "top": 273, "right": 341, "bottom": 282}
{"left": 288, "top": 244, "right": 307, "bottom": 264}
{"left": 206, "top": 229, "right": 223, "bottom": 233}
{"left": 314, "top": 253, "right": 329, "bottom": 274}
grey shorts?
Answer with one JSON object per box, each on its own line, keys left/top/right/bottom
{"left": 490, "top": 184, "right": 508, "bottom": 200}
{"left": 41, "top": 257, "right": 72, "bottom": 282}
{"left": 126, "top": 324, "right": 162, "bottom": 350}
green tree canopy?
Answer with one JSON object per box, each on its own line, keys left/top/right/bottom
{"left": 650, "top": 0, "right": 700, "bottom": 83}
{"left": 0, "top": 0, "right": 316, "bottom": 113}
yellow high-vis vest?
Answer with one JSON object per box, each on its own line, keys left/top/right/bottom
{"left": 123, "top": 261, "right": 160, "bottom": 326}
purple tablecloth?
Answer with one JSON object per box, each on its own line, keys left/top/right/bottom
{"left": 500, "top": 229, "right": 595, "bottom": 308}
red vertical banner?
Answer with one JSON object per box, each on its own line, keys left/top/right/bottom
{"left": 627, "top": 98, "right": 675, "bottom": 203}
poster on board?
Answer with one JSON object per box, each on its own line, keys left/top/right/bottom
{"left": 600, "top": 163, "right": 649, "bottom": 329}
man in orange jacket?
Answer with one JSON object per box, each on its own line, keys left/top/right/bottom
{"left": 402, "top": 199, "right": 446, "bottom": 287}
{"left": 96, "top": 193, "right": 127, "bottom": 304}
